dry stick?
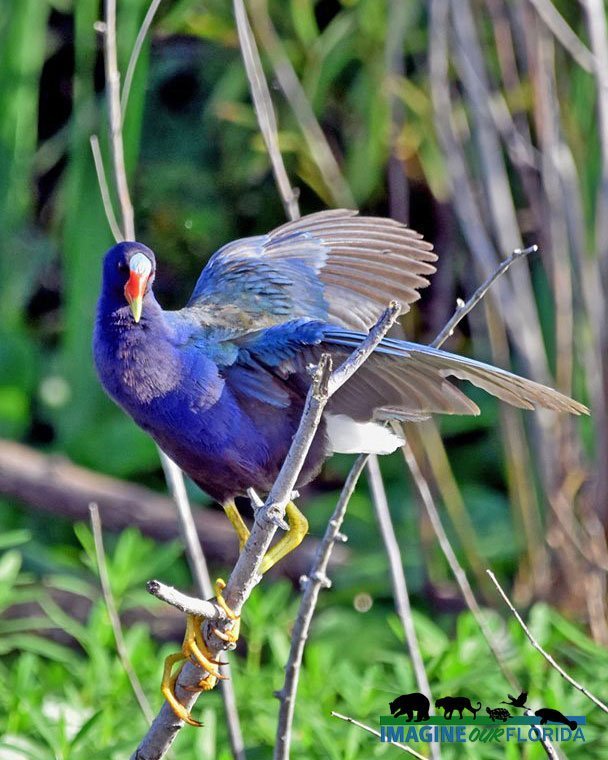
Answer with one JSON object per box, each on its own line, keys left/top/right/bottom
{"left": 158, "top": 452, "right": 247, "bottom": 760}
{"left": 249, "top": 0, "right": 355, "bottom": 210}
{"left": 384, "top": 0, "right": 410, "bottom": 223}
{"left": 366, "top": 455, "right": 441, "bottom": 760}
{"left": 99, "top": 3, "right": 247, "bottom": 756}
{"left": 89, "top": 135, "right": 122, "bottom": 242}
{"left": 431, "top": 245, "right": 538, "bottom": 348}
{"left": 273, "top": 454, "right": 368, "bottom": 760}
{"left": 232, "top": 0, "right": 299, "bottom": 221}
{"left": 400, "top": 443, "right": 518, "bottom": 690}
{"left": 402, "top": 242, "right": 546, "bottom": 687}
{"left": 89, "top": 503, "right": 154, "bottom": 723}
{"left": 331, "top": 712, "right": 427, "bottom": 759}
{"left": 147, "top": 580, "right": 225, "bottom": 620}
{"left": 121, "top": 0, "right": 163, "bottom": 118}
{"left": 103, "top": 0, "right": 135, "bottom": 240}
{"left": 131, "top": 304, "right": 400, "bottom": 760}
{"left": 527, "top": 0, "right": 595, "bottom": 73}
{"left": 487, "top": 570, "right": 608, "bottom": 714}
{"left": 451, "top": 0, "right": 550, "bottom": 385}
{"left": 430, "top": 0, "right": 551, "bottom": 598}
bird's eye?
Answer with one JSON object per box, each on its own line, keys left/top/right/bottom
{"left": 117, "top": 261, "right": 129, "bottom": 273}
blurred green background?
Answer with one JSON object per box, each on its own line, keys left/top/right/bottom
{"left": 0, "top": 0, "right": 607, "bottom": 757}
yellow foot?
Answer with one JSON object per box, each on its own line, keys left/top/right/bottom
{"left": 161, "top": 578, "right": 240, "bottom": 726}
{"left": 260, "top": 501, "right": 309, "bottom": 574}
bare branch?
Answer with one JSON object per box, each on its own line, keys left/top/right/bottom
{"left": 249, "top": 0, "right": 354, "bottom": 209}
{"left": 366, "top": 455, "right": 441, "bottom": 760}
{"left": 232, "top": 0, "right": 300, "bottom": 220}
{"left": 528, "top": 0, "right": 595, "bottom": 73}
{"left": 121, "top": 0, "right": 163, "bottom": 119}
{"left": 89, "top": 135, "right": 122, "bottom": 243}
{"left": 431, "top": 245, "right": 538, "bottom": 348}
{"left": 274, "top": 454, "right": 368, "bottom": 759}
{"left": 103, "top": 0, "right": 135, "bottom": 239}
{"left": 399, "top": 441, "right": 518, "bottom": 689}
{"left": 146, "top": 580, "right": 225, "bottom": 620}
{"left": 487, "top": 570, "right": 608, "bottom": 714}
{"left": 330, "top": 712, "right": 427, "bottom": 759}
{"left": 90, "top": 503, "right": 154, "bottom": 723}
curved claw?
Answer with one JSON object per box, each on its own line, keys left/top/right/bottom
{"left": 160, "top": 651, "right": 204, "bottom": 727}
{"left": 161, "top": 582, "right": 241, "bottom": 727}
{"left": 214, "top": 578, "right": 239, "bottom": 620}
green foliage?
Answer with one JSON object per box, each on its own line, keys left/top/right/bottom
{"left": 0, "top": 528, "right": 606, "bottom": 758}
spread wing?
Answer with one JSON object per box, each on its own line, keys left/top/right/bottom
{"left": 184, "top": 209, "right": 436, "bottom": 334}
{"left": 219, "top": 321, "right": 588, "bottom": 421}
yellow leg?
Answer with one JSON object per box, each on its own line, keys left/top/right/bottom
{"left": 260, "top": 501, "right": 309, "bottom": 574}
{"left": 161, "top": 579, "right": 240, "bottom": 726}
{"left": 223, "top": 500, "right": 250, "bottom": 550}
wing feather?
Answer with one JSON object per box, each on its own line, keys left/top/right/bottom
{"left": 185, "top": 209, "right": 435, "bottom": 332}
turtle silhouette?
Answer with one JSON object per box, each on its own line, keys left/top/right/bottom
{"left": 502, "top": 691, "right": 528, "bottom": 708}
{"left": 486, "top": 706, "right": 511, "bottom": 722}
{"left": 535, "top": 708, "right": 577, "bottom": 730}
{"left": 435, "top": 696, "right": 481, "bottom": 719}
{"left": 389, "top": 693, "right": 430, "bottom": 722}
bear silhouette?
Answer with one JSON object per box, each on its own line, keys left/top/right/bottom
{"left": 389, "top": 693, "right": 430, "bottom": 722}
{"left": 535, "top": 708, "right": 577, "bottom": 730}
{"left": 435, "top": 696, "right": 481, "bottom": 719}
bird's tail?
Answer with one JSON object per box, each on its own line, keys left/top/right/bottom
{"left": 324, "top": 328, "right": 589, "bottom": 419}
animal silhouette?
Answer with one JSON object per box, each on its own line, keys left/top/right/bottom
{"left": 389, "top": 693, "right": 430, "bottom": 722}
{"left": 435, "top": 696, "right": 481, "bottom": 719}
{"left": 535, "top": 708, "right": 578, "bottom": 730}
{"left": 486, "top": 706, "right": 511, "bottom": 722}
{"left": 502, "top": 691, "right": 528, "bottom": 708}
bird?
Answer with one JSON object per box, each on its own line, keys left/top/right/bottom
{"left": 93, "top": 209, "right": 587, "bottom": 724}
{"left": 502, "top": 691, "right": 528, "bottom": 708}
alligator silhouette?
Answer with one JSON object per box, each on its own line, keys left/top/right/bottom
{"left": 389, "top": 693, "right": 430, "bottom": 723}
{"left": 435, "top": 696, "right": 481, "bottom": 720}
{"left": 535, "top": 708, "right": 578, "bottom": 730}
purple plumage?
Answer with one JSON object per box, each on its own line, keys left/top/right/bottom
{"left": 93, "top": 210, "right": 586, "bottom": 505}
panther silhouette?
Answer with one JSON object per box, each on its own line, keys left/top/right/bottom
{"left": 435, "top": 696, "right": 481, "bottom": 720}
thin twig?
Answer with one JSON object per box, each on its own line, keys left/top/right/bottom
{"left": 89, "top": 503, "right": 154, "bottom": 723}
{"left": 431, "top": 245, "right": 538, "bottom": 347}
{"left": 366, "top": 456, "right": 441, "bottom": 760}
{"left": 131, "top": 304, "right": 400, "bottom": 759}
{"left": 249, "top": 0, "right": 354, "bottom": 209}
{"left": 330, "top": 712, "right": 427, "bottom": 759}
{"left": 146, "top": 580, "right": 225, "bottom": 620}
{"left": 523, "top": 709, "right": 560, "bottom": 759}
{"left": 232, "top": 0, "right": 300, "bottom": 220}
{"left": 89, "top": 135, "right": 123, "bottom": 243}
{"left": 161, "top": 449, "right": 247, "bottom": 760}
{"left": 399, "top": 442, "right": 518, "bottom": 689}
{"left": 528, "top": 0, "right": 595, "bottom": 73}
{"left": 487, "top": 570, "right": 608, "bottom": 714}
{"left": 121, "top": 0, "right": 163, "bottom": 119}
{"left": 274, "top": 454, "right": 368, "bottom": 760}
{"left": 103, "top": 0, "right": 135, "bottom": 239}
{"left": 158, "top": 453, "right": 213, "bottom": 598}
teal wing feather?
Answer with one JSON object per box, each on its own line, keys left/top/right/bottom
{"left": 184, "top": 209, "right": 436, "bottom": 335}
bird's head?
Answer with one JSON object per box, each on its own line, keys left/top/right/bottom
{"left": 102, "top": 242, "right": 156, "bottom": 323}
